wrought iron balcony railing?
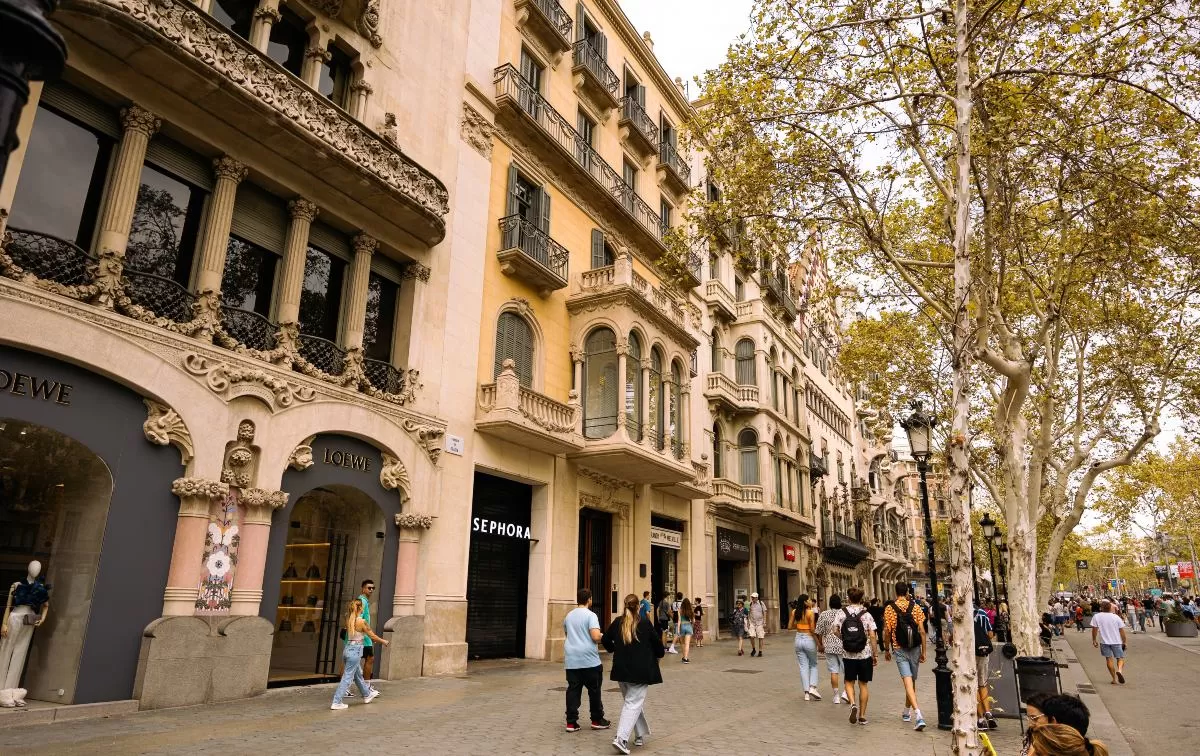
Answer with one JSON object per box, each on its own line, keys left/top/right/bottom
{"left": 363, "top": 358, "right": 405, "bottom": 394}
{"left": 525, "top": 0, "right": 573, "bottom": 41}
{"left": 658, "top": 141, "right": 691, "bottom": 187}
{"left": 123, "top": 267, "right": 197, "bottom": 324}
{"left": 572, "top": 40, "right": 620, "bottom": 97}
{"left": 220, "top": 306, "right": 278, "bottom": 352}
{"left": 2, "top": 227, "right": 95, "bottom": 287}
{"left": 498, "top": 214, "right": 569, "bottom": 280}
{"left": 297, "top": 333, "right": 347, "bottom": 376}
{"left": 619, "top": 96, "right": 659, "bottom": 151}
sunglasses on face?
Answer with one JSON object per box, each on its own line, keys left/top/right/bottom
{"left": 365, "top": 586, "right": 375, "bottom": 591}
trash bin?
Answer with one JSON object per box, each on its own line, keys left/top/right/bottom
{"left": 1014, "top": 656, "right": 1059, "bottom": 700}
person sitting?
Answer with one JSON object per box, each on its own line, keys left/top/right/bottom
{"left": 1027, "top": 723, "right": 1109, "bottom": 756}
{"left": 1021, "top": 693, "right": 1090, "bottom": 756}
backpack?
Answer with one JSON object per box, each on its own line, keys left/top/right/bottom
{"left": 974, "top": 611, "right": 994, "bottom": 657}
{"left": 841, "top": 608, "right": 868, "bottom": 654}
{"left": 891, "top": 600, "right": 922, "bottom": 650}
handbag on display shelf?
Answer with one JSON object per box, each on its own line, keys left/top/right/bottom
{"left": 279, "top": 619, "right": 292, "bottom": 632}
{"left": 301, "top": 620, "right": 316, "bottom": 633}
{"left": 283, "top": 563, "right": 298, "bottom": 579}
{"left": 281, "top": 595, "right": 294, "bottom": 606}
{"left": 305, "top": 564, "right": 322, "bottom": 579}
{"left": 306, "top": 595, "right": 319, "bottom": 607}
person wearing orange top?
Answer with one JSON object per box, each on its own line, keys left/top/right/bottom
{"left": 882, "top": 581, "right": 928, "bottom": 731}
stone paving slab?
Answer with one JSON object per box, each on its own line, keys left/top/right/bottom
{"left": 0, "top": 638, "right": 1027, "bottom": 755}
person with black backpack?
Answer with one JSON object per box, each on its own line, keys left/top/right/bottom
{"left": 973, "top": 603, "right": 997, "bottom": 730}
{"left": 836, "top": 586, "right": 878, "bottom": 726}
{"left": 882, "top": 580, "right": 928, "bottom": 731}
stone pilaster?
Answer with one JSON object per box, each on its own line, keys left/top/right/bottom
{"left": 230, "top": 488, "right": 290, "bottom": 616}
{"left": 193, "top": 156, "right": 248, "bottom": 323}
{"left": 348, "top": 79, "right": 372, "bottom": 121}
{"left": 163, "top": 478, "right": 229, "bottom": 616}
{"left": 272, "top": 198, "right": 318, "bottom": 327}
{"left": 301, "top": 45, "right": 331, "bottom": 89}
{"left": 383, "top": 512, "right": 433, "bottom": 680}
{"left": 340, "top": 233, "right": 376, "bottom": 349}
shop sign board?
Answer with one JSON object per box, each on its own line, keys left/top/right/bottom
{"left": 716, "top": 527, "right": 751, "bottom": 561}
{"left": 1178, "top": 561, "right": 1196, "bottom": 580}
{"left": 783, "top": 544, "right": 796, "bottom": 562}
{"left": 472, "top": 516, "right": 532, "bottom": 539}
{"left": 650, "top": 526, "right": 682, "bottom": 550}
{"left": 1075, "top": 560, "right": 1088, "bottom": 570}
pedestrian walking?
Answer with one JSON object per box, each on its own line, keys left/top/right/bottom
{"left": 730, "top": 598, "right": 748, "bottom": 655}
{"left": 656, "top": 593, "right": 672, "bottom": 647}
{"left": 329, "top": 598, "right": 389, "bottom": 710}
{"left": 1090, "top": 599, "right": 1128, "bottom": 685}
{"left": 1156, "top": 593, "right": 1172, "bottom": 632}
{"left": 602, "top": 593, "right": 664, "bottom": 754}
{"left": 342, "top": 579, "right": 377, "bottom": 698}
{"left": 882, "top": 580, "right": 928, "bottom": 731}
{"left": 563, "top": 588, "right": 608, "bottom": 733}
{"left": 789, "top": 593, "right": 821, "bottom": 700}
{"left": 693, "top": 597, "right": 705, "bottom": 647}
{"left": 1027, "top": 723, "right": 1110, "bottom": 756}
{"left": 667, "top": 592, "right": 683, "bottom": 655}
{"left": 815, "top": 594, "right": 846, "bottom": 703}
{"left": 867, "top": 597, "right": 886, "bottom": 648}
{"left": 746, "top": 592, "right": 767, "bottom": 657}
{"left": 997, "top": 601, "right": 1010, "bottom": 643}
{"left": 677, "top": 597, "right": 695, "bottom": 663}
{"left": 1074, "top": 603, "right": 1086, "bottom": 632}
{"left": 638, "top": 591, "right": 652, "bottom": 622}
{"left": 836, "top": 587, "right": 878, "bottom": 726}
{"left": 973, "top": 603, "right": 998, "bottom": 731}
{"left": 1124, "top": 597, "right": 1139, "bottom": 632}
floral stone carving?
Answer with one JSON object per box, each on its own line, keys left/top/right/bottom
{"left": 380, "top": 453, "right": 411, "bottom": 496}
{"left": 183, "top": 352, "right": 316, "bottom": 409}
{"left": 401, "top": 419, "right": 444, "bottom": 465}
{"left": 143, "top": 399, "right": 193, "bottom": 464}
{"left": 394, "top": 512, "right": 434, "bottom": 530}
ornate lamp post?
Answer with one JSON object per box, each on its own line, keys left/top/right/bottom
{"left": 0, "top": 0, "right": 65, "bottom": 179}
{"left": 998, "top": 542, "right": 1010, "bottom": 603}
{"left": 900, "top": 402, "right": 952, "bottom": 731}
{"left": 980, "top": 513, "right": 998, "bottom": 601}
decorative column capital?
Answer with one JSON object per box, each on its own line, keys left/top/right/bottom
{"left": 400, "top": 261, "right": 430, "bottom": 282}
{"left": 120, "top": 104, "right": 161, "bottom": 138}
{"left": 380, "top": 453, "right": 411, "bottom": 497}
{"left": 172, "top": 477, "right": 229, "bottom": 517}
{"left": 288, "top": 198, "right": 320, "bottom": 222}
{"left": 395, "top": 512, "right": 434, "bottom": 530}
{"left": 350, "top": 79, "right": 373, "bottom": 95}
{"left": 305, "top": 46, "right": 333, "bottom": 63}
{"left": 212, "top": 155, "right": 248, "bottom": 184}
{"left": 253, "top": 5, "right": 282, "bottom": 22}
{"left": 241, "top": 488, "right": 290, "bottom": 524}
{"left": 353, "top": 233, "right": 378, "bottom": 257}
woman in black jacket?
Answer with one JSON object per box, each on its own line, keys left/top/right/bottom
{"left": 602, "top": 593, "right": 664, "bottom": 754}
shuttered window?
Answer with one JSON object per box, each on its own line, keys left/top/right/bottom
{"left": 735, "top": 339, "right": 756, "bottom": 385}
{"left": 583, "top": 327, "right": 618, "bottom": 439}
{"left": 495, "top": 312, "right": 534, "bottom": 387}
{"left": 739, "top": 429, "right": 759, "bottom": 486}
{"left": 230, "top": 183, "right": 287, "bottom": 255}
{"left": 590, "top": 229, "right": 613, "bottom": 268}
{"left": 505, "top": 164, "right": 550, "bottom": 232}
{"left": 625, "top": 331, "right": 642, "bottom": 439}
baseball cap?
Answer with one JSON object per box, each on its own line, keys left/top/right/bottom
{"left": 750, "top": 592, "right": 759, "bottom": 598}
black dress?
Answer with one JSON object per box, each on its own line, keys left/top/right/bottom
{"left": 602, "top": 616, "right": 664, "bottom": 685}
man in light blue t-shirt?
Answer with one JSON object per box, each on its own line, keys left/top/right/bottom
{"left": 563, "top": 588, "right": 608, "bottom": 732}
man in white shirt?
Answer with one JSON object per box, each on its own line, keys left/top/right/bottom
{"left": 746, "top": 592, "right": 767, "bottom": 657}
{"left": 1090, "top": 599, "right": 1128, "bottom": 685}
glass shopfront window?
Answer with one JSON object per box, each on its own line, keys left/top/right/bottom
{"left": 362, "top": 273, "right": 398, "bottom": 363}
{"left": 298, "top": 245, "right": 346, "bottom": 340}
{"left": 126, "top": 163, "right": 205, "bottom": 286}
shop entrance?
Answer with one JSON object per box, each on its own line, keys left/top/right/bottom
{"left": 778, "top": 569, "right": 795, "bottom": 629}
{"left": 268, "top": 485, "right": 384, "bottom": 685}
{"left": 649, "top": 516, "right": 683, "bottom": 610}
{"left": 578, "top": 508, "right": 612, "bottom": 628}
{"left": 0, "top": 419, "right": 112, "bottom": 703}
{"left": 466, "top": 473, "right": 532, "bottom": 659}
{"left": 717, "top": 561, "right": 733, "bottom": 631}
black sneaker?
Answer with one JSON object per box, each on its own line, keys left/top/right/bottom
{"left": 566, "top": 723, "right": 582, "bottom": 733}
{"left": 591, "top": 719, "right": 611, "bottom": 730}
{"left": 750, "top": 649, "right": 757, "bottom": 657}
{"left": 985, "top": 712, "right": 998, "bottom": 730}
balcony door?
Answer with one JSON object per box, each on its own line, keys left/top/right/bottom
{"left": 578, "top": 508, "right": 613, "bottom": 628}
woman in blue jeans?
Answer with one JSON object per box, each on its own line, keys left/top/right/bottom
{"left": 789, "top": 594, "right": 821, "bottom": 700}
{"left": 331, "top": 598, "right": 390, "bottom": 710}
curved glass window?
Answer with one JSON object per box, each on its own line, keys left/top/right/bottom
{"left": 738, "top": 428, "right": 758, "bottom": 485}
{"left": 583, "top": 328, "right": 618, "bottom": 439}
{"left": 669, "top": 361, "right": 683, "bottom": 459}
{"left": 649, "top": 348, "right": 664, "bottom": 449}
{"left": 735, "top": 339, "right": 755, "bottom": 385}
{"left": 625, "top": 332, "right": 643, "bottom": 439}
{"left": 712, "top": 424, "right": 723, "bottom": 478}
{"left": 711, "top": 329, "right": 721, "bottom": 372}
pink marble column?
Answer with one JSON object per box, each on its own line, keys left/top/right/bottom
{"left": 231, "top": 488, "right": 290, "bottom": 615}
{"left": 393, "top": 513, "right": 433, "bottom": 616}
{"left": 163, "top": 478, "right": 228, "bottom": 616}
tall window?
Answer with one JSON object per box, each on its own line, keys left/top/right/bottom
{"left": 577, "top": 109, "right": 596, "bottom": 169}
{"left": 625, "top": 332, "right": 643, "bottom": 439}
{"left": 591, "top": 229, "right": 615, "bottom": 269}
{"left": 712, "top": 423, "right": 723, "bottom": 478}
{"left": 298, "top": 244, "right": 346, "bottom": 340}
{"left": 267, "top": 6, "right": 308, "bottom": 77}
{"left": 659, "top": 197, "right": 673, "bottom": 236}
{"left": 735, "top": 339, "right": 755, "bottom": 385}
{"left": 8, "top": 105, "right": 113, "bottom": 250}
{"left": 709, "top": 251, "right": 719, "bottom": 280}
{"left": 318, "top": 44, "right": 355, "bottom": 109}
{"left": 210, "top": 0, "right": 254, "bottom": 40}
{"left": 221, "top": 237, "right": 277, "bottom": 315}
{"left": 669, "top": 360, "right": 683, "bottom": 458}
{"left": 773, "top": 435, "right": 783, "bottom": 506}
{"left": 495, "top": 311, "right": 534, "bottom": 387}
{"left": 734, "top": 276, "right": 745, "bottom": 301}
{"left": 520, "top": 48, "right": 543, "bottom": 91}
{"left": 363, "top": 273, "right": 399, "bottom": 363}
{"left": 583, "top": 328, "right": 618, "bottom": 439}
{"left": 649, "top": 348, "right": 665, "bottom": 450}
{"left": 125, "top": 160, "right": 206, "bottom": 287}
{"left": 710, "top": 329, "right": 721, "bottom": 372}
{"left": 769, "top": 349, "right": 779, "bottom": 409}
{"left": 622, "top": 160, "right": 637, "bottom": 213}
{"left": 738, "top": 429, "right": 759, "bottom": 486}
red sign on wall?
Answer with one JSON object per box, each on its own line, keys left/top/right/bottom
{"left": 1179, "top": 561, "right": 1196, "bottom": 580}
{"left": 783, "top": 545, "right": 796, "bottom": 562}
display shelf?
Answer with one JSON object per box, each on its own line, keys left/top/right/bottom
{"left": 285, "top": 543, "right": 331, "bottom": 548}
{"left": 277, "top": 605, "right": 324, "bottom": 610}
{"left": 280, "top": 579, "right": 327, "bottom": 584}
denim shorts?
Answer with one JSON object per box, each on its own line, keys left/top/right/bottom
{"left": 1100, "top": 643, "right": 1125, "bottom": 659}
{"left": 825, "top": 652, "right": 843, "bottom": 675}
{"left": 893, "top": 646, "right": 921, "bottom": 680}
{"left": 678, "top": 622, "right": 694, "bottom": 636}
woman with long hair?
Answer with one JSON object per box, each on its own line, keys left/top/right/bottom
{"left": 330, "top": 598, "right": 389, "bottom": 710}
{"left": 602, "top": 593, "right": 665, "bottom": 754}
{"left": 789, "top": 593, "right": 821, "bottom": 700}
{"left": 693, "top": 597, "right": 705, "bottom": 647}
{"left": 677, "top": 598, "right": 695, "bottom": 663}
{"left": 1028, "top": 723, "right": 1110, "bottom": 756}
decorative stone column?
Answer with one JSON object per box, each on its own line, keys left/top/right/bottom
{"left": 640, "top": 358, "right": 652, "bottom": 446}
{"left": 570, "top": 344, "right": 584, "bottom": 434}
{"left": 230, "top": 487, "right": 289, "bottom": 616}
{"left": 393, "top": 512, "right": 433, "bottom": 615}
{"left": 680, "top": 384, "right": 692, "bottom": 458}
{"left": 92, "top": 104, "right": 160, "bottom": 307}
{"left": 163, "top": 478, "right": 229, "bottom": 616}
{"left": 193, "top": 156, "right": 247, "bottom": 335}
{"left": 301, "top": 45, "right": 331, "bottom": 90}
{"left": 249, "top": 0, "right": 282, "bottom": 52}
{"left": 272, "top": 198, "right": 318, "bottom": 329}
{"left": 341, "top": 233, "right": 376, "bottom": 349}
{"left": 348, "top": 79, "right": 372, "bottom": 121}
{"left": 384, "top": 511, "right": 432, "bottom": 680}
{"left": 615, "top": 341, "right": 628, "bottom": 431}
{"left": 392, "top": 260, "right": 430, "bottom": 373}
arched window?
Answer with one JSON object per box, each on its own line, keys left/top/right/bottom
{"left": 649, "top": 347, "right": 664, "bottom": 449}
{"left": 738, "top": 428, "right": 759, "bottom": 485}
{"left": 769, "top": 348, "right": 778, "bottom": 409}
{"left": 494, "top": 311, "right": 534, "bottom": 387}
{"left": 669, "top": 360, "right": 684, "bottom": 458}
{"left": 625, "top": 332, "right": 643, "bottom": 440}
{"left": 791, "top": 368, "right": 801, "bottom": 423}
{"left": 735, "top": 339, "right": 755, "bottom": 385}
{"left": 710, "top": 328, "right": 721, "bottom": 372}
{"left": 712, "top": 423, "right": 723, "bottom": 478}
{"left": 583, "top": 327, "right": 618, "bottom": 439}
{"left": 773, "top": 434, "right": 783, "bottom": 507}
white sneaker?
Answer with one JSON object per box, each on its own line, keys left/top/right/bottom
{"left": 804, "top": 692, "right": 811, "bottom": 701}
{"left": 364, "top": 689, "right": 380, "bottom": 704}
{"left": 808, "top": 688, "right": 822, "bottom": 700}
{"left": 832, "top": 692, "right": 842, "bottom": 704}
{"left": 667, "top": 647, "right": 678, "bottom": 654}
{"left": 330, "top": 702, "right": 348, "bottom": 710}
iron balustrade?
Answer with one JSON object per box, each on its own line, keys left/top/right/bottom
{"left": 494, "top": 65, "right": 663, "bottom": 243}
{"left": 123, "top": 267, "right": 198, "bottom": 323}
{"left": 527, "top": 0, "right": 573, "bottom": 41}
{"left": 220, "top": 306, "right": 278, "bottom": 351}
{"left": 658, "top": 141, "right": 691, "bottom": 186}
{"left": 363, "top": 358, "right": 405, "bottom": 394}
{"left": 572, "top": 40, "right": 619, "bottom": 97}
{"left": 2, "top": 226, "right": 95, "bottom": 287}
{"left": 619, "top": 96, "right": 660, "bottom": 150}
{"left": 297, "top": 333, "right": 347, "bottom": 376}
{"left": 498, "top": 214, "right": 569, "bottom": 280}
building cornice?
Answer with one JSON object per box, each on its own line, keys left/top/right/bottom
{"left": 592, "top": 0, "right": 693, "bottom": 120}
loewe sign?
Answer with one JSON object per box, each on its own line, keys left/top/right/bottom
{"left": 323, "top": 447, "right": 372, "bottom": 472}
{"left": 0, "top": 369, "right": 73, "bottom": 405}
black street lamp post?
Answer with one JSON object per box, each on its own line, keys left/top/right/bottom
{"left": 980, "top": 513, "right": 998, "bottom": 602}
{"left": 0, "top": 0, "right": 65, "bottom": 179}
{"left": 901, "top": 402, "right": 953, "bottom": 732}
{"left": 998, "top": 543, "right": 1010, "bottom": 601}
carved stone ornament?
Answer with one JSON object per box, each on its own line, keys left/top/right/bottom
{"left": 143, "top": 399, "right": 194, "bottom": 464}
{"left": 400, "top": 262, "right": 431, "bottom": 282}
{"left": 401, "top": 419, "right": 444, "bottom": 464}
{"left": 90, "top": 0, "right": 446, "bottom": 219}
{"left": 579, "top": 492, "right": 630, "bottom": 522}
{"left": 241, "top": 487, "right": 290, "bottom": 509}
{"left": 380, "top": 453, "right": 411, "bottom": 496}
{"left": 395, "top": 512, "right": 434, "bottom": 530}
{"left": 183, "top": 352, "right": 317, "bottom": 410}
{"left": 460, "top": 103, "right": 495, "bottom": 159}
{"left": 120, "top": 104, "right": 161, "bottom": 138}
{"left": 288, "top": 441, "right": 314, "bottom": 471}
{"left": 308, "top": 0, "right": 342, "bottom": 16}
{"left": 172, "top": 477, "right": 229, "bottom": 500}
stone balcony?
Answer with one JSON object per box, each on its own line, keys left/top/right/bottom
{"left": 569, "top": 425, "right": 703, "bottom": 487}
{"left": 572, "top": 39, "right": 620, "bottom": 117}
{"left": 59, "top": 0, "right": 449, "bottom": 247}
{"left": 477, "top": 362, "right": 583, "bottom": 455}
{"left": 567, "top": 253, "right": 699, "bottom": 352}
{"left": 710, "top": 478, "right": 816, "bottom": 534}
{"left": 514, "top": 0, "right": 574, "bottom": 63}
{"left": 703, "top": 371, "right": 758, "bottom": 415}
{"left": 657, "top": 141, "right": 691, "bottom": 198}
{"left": 654, "top": 459, "right": 713, "bottom": 500}
{"left": 704, "top": 279, "right": 737, "bottom": 322}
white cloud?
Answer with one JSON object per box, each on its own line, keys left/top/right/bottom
{"left": 618, "top": 0, "right": 755, "bottom": 88}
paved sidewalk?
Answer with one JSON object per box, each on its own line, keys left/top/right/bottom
{"left": 0, "top": 637, "right": 1024, "bottom": 755}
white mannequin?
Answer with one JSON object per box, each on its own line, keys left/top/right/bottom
{"left": 0, "top": 560, "right": 50, "bottom": 707}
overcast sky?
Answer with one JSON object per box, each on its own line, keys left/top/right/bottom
{"left": 619, "top": 0, "right": 755, "bottom": 91}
